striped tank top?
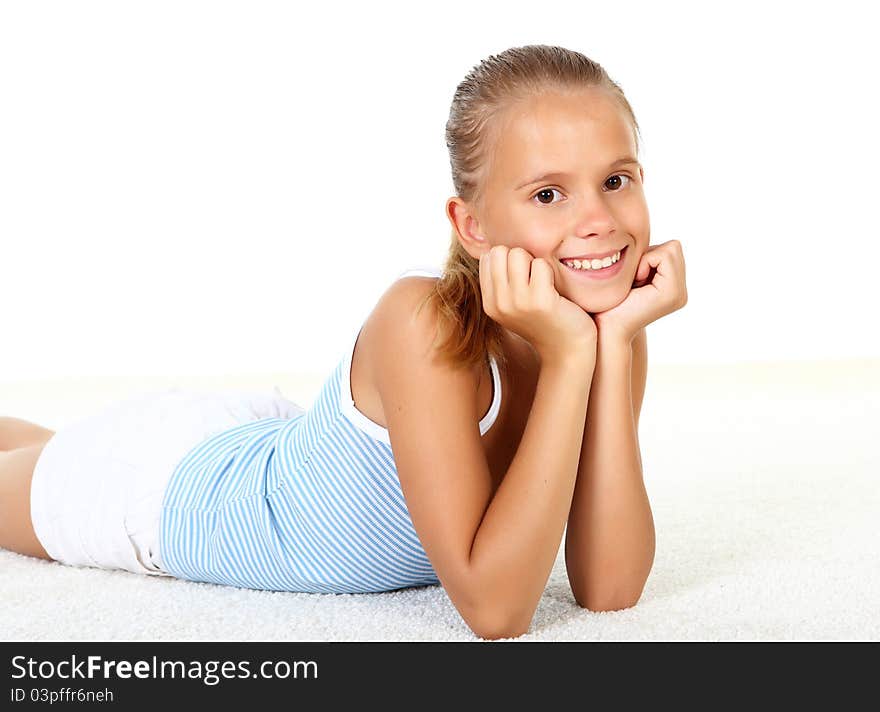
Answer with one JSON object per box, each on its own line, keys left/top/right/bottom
{"left": 158, "top": 266, "right": 503, "bottom": 594}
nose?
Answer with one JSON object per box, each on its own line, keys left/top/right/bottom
{"left": 572, "top": 211, "right": 615, "bottom": 240}
{"left": 571, "top": 191, "right": 616, "bottom": 238}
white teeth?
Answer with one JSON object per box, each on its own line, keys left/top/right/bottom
{"left": 561, "top": 249, "right": 621, "bottom": 271}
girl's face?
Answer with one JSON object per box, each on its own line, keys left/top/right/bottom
{"left": 452, "top": 88, "right": 650, "bottom": 314}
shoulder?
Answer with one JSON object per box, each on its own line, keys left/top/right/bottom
{"left": 369, "top": 275, "right": 460, "bottom": 360}
{"left": 383, "top": 274, "right": 439, "bottom": 311}
{"left": 377, "top": 274, "right": 538, "bottom": 384}
{"left": 365, "top": 274, "right": 483, "bottom": 415}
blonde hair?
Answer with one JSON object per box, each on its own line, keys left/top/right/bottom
{"left": 416, "top": 44, "right": 642, "bottom": 376}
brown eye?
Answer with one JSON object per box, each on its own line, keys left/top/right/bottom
{"left": 605, "top": 174, "right": 632, "bottom": 191}
{"left": 533, "top": 188, "right": 562, "bottom": 205}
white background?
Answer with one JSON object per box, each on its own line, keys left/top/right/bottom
{"left": 2, "top": 0, "right": 877, "bottom": 383}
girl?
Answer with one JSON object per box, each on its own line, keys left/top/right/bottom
{"left": 0, "top": 44, "right": 687, "bottom": 640}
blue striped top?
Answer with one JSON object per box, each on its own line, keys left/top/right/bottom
{"left": 157, "top": 267, "right": 503, "bottom": 594}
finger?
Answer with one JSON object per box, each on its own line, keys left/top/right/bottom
{"left": 478, "top": 251, "right": 495, "bottom": 314}
{"left": 507, "top": 247, "right": 532, "bottom": 306}
{"left": 629, "top": 249, "right": 648, "bottom": 286}
{"left": 529, "top": 257, "right": 555, "bottom": 308}
{"left": 637, "top": 243, "right": 682, "bottom": 292}
{"left": 645, "top": 241, "right": 682, "bottom": 270}
{"left": 633, "top": 244, "right": 667, "bottom": 285}
{"left": 490, "top": 245, "right": 511, "bottom": 314}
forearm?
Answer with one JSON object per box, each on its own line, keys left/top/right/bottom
{"left": 470, "top": 349, "right": 595, "bottom": 633}
{"left": 564, "top": 334, "right": 655, "bottom": 609}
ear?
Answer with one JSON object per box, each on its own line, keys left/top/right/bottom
{"left": 446, "top": 196, "right": 488, "bottom": 260}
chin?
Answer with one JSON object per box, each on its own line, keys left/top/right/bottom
{"left": 566, "top": 289, "right": 628, "bottom": 315}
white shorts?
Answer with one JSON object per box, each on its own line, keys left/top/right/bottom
{"left": 30, "top": 386, "right": 306, "bottom": 577}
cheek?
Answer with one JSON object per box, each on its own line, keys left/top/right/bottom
{"left": 490, "top": 212, "right": 542, "bottom": 249}
{"left": 631, "top": 204, "right": 650, "bottom": 241}
{"left": 623, "top": 216, "right": 649, "bottom": 253}
{"left": 522, "top": 238, "right": 552, "bottom": 258}
{"left": 619, "top": 193, "right": 648, "bottom": 224}
{"left": 497, "top": 229, "right": 549, "bottom": 258}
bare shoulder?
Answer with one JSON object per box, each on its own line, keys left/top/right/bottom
{"left": 368, "top": 275, "right": 461, "bottom": 368}
{"left": 375, "top": 275, "right": 444, "bottom": 323}
{"left": 366, "top": 274, "right": 479, "bottom": 414}
{"left": 376, "top": 275, "right": 539, "bottom": 367}
{"left": 370, "top": 274, "right": 541, "bottom": 416}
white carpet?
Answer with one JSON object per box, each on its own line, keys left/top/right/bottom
{"left": 3, "top": 359, "right": 879, "bottom": 641}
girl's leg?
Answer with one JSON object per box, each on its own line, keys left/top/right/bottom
{"left": 0, "top": 444, "right": 54, "bottom": 560}
{"left": 0, "top": 417, "right": 55, "bottom": 451}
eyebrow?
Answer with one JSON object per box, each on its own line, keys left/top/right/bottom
{"left": 515, "top": 156, "right": 640, "bottom": 191}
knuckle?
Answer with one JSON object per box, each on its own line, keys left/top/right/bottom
{"left": 510, "top": 292, "right": 526, "bottom": 312}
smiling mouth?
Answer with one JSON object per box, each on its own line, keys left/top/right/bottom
{"left": 559, "top": 245, "right": 628, "bottom": 272}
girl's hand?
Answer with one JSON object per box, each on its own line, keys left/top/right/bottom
{"left": 480, "top": 245, "right": 598, "bottom": 365}
{"left": 592, "top": 239, "right": 688, "bottom": 343}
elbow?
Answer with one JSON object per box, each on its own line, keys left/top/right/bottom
{"left": 455, "top": 564, "right": 537, "bottom": 640}
{"left": 470, "top": 614, "right": 531, "bottom": 641}
{"left": 572, "top": 582, "right": 645, "bottom": 613}
{"left": 573, "top": 585, "right": 644, "bottom": 612}
{"left": 466, "top": 601, "right": 534, "bottom": 641}
{"left": 576, "top": 593, "right": 641, "bottom": 613}
{"left": 569, "top": 558, "right": 654, "bottom": 613}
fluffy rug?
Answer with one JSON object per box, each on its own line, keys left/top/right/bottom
{"left": 3, "top": 360, "right": 878, "bottom": 641}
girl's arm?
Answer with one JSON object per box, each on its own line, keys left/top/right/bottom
{"left": 564, "top": 327, "right": 655, "bottom": 611}
{"left": 563, "top": 239, "right": 685, "bottom": 608}
{"left": 468, "top": 347, "right": 596, "bottom": 636}
{"left": 373, "top": 279, "right": 595, "bottom": 640}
